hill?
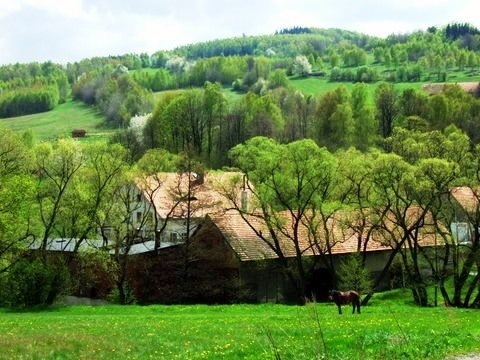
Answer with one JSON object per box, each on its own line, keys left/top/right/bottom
{"left": 2, "top": 23, "right": 480, "bottom": 146}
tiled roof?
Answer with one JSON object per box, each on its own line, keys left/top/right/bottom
{"left": 209, "top": 207, "right": 442, "bottom": 262}
{"left": 136, "top": 171, "right": 246, "bottom": 218}
{"left": 451, "top": 186, "right": 480, "bottom": 213}
{"left": 210, "top": 212, "right": 278, "bottom": 261}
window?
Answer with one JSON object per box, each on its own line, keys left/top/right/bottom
{"left": 136, "top": 212, "right": 142, "bottom": 223}
{"left": 169, "top": 232, "right": 187, "bottom": 243}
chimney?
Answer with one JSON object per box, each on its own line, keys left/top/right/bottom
{"left": 241, "top": 190, "right": 248, "bottom": 212}
{"left": 241, "top": 174, "right": 248, "bottom": 212}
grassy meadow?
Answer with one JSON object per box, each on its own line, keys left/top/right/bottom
{"left": 0, "top": 289, "right": 479, "bottom": 359}
{"left": 0, "top": 100, "right": 114, "bottom": 142}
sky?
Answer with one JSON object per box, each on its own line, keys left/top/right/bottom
{"left": 0, "top": 0, "right": 479, "bottom": 65}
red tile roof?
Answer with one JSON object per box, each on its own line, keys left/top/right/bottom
{"left": 451, "top": 186, "right": 480, "bottom": 213}
{"left": 136, "top": 171, "right": 245, "bottom": 218}
{"left": 209, "top": 207, "right": 442, "bottom": 262}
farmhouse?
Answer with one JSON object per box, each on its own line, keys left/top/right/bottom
{"left": 31, "top": 171, "right": 445, "bottom": 304}
{"left": 110, "top": 172, "right": 444, "bottom": 304}
{"left": 128, "top": 171, "right": 243, "bottom": 248}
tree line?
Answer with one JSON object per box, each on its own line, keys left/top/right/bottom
{"left": 114, "top": 80, "right": 480, "bottom": 169}
{"left": 0, "top": 62, "right": 69, "bottom": 117}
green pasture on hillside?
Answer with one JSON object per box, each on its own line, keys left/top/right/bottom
{"left": 0, "top": 100, "right": 114, "bottom": 141}
{"left": 289, "top": 77, "right": 425, "bottom": 98}
{"left": 0, "top": 290, "right": 479, "bottom": 359}
{"left": 289, "top": 66, "right": 480, "bottom": 98}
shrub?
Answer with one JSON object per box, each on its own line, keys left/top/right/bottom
{"left": 70, "top": 250, "right": 117, "bottom": 299}
{"left": 337, "top": 253, "right": 373, "bottom": 295}
{"left": 0, "top": 255, "right": 70, "bottom": 308}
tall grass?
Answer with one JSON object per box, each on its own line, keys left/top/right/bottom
{"left": 0, "top": 289, "right": 479, "bottom": 359}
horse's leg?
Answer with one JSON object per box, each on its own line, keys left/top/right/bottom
{"left": 352, "top": 300, "right": 360, "bottom": 314}
{"left": 337, "top": 305, "right": 342, "bottom": 315}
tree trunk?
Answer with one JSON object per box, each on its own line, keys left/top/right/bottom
{"left": 362, "top": 245, "right": 402, "bottom": 306}
{"left": 411, "top": 284, "right": 428, "bottom": 306}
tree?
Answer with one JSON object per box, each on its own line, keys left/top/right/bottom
{"left": 400, "top": 88, "right": 429, "bottom": 119}
{"left": 410, "top": 157, "right": 457, "bottom": 306}
{"left": 55, "top": 142, "right": 128, "bottom": 251}
{"left": 371, "top": 129, "right": 461, "bottom": 306}
{"left": 144, "top": 91, "right": 182, "bottom": 149}
{"left": 267, "top": 69, "right": 289, "bottom": 89}
{"left": 270, "top": 87, "right": 313, "bottom": 142}
{"left": 34, "top": 139, "right": 84, "bottom": 252}
{"left": 336, "top": 149, "right": 377, "bottom": 257}
{"left": 329, "top": 103, "right": 354, "bottom": 149}
{"left": 136, "top": 149, "right": 180, "bottom": 250}
{"left": 203, "top": 81, "right": 227, "bottom": 166}
{"left": 0, "top": 127, "right": 34, "bottom": 275}
{"left": 107, "top": 169, "right": 145, "bottom": 304}
{"left": 430, "top": 141, "right": 480, "bottom": 308}
{"left": 312, "top": 86, "right": 349, "bottom": 149}
{"left": 337, "top": 253, "right": 373, "bottom": 294}
{"left": 375, "top": 82, "right": 398, "bottom": 139}
{"left": 227, "top": 137, "right": 338, "bottom": 303}
{"left": 370, "top": 153, "right": 435, "bottom": 306}
{"left": 244, "top": 93, "right": 285, "bottom": 140}
{"left": 292, "top": 55, "right": 312, "bottom": 76}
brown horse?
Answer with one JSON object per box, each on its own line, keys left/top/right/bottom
{"left": 328, "top": 290, "right": 361, "bottom": 314}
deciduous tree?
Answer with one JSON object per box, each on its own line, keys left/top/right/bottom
{"left": 227, "top": 137, "right": 338, "bottom": 303}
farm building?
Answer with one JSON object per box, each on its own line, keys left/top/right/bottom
{"left": 449, "top": 186, "right": 480, "bottom": 244}
{"left": 29, "top": 171, "right": 446, "bottom": 304}
{"left": 71, "top": 129, "right": 87, "bottom": 138}
{"left": 127, "top": 171, "right": 243, "bottom": 248}
{"left": 183, "top": 208, "right": 442, "bottom": 303}
{"left": 96, "top": 172, "right": 445, "bottom": 304}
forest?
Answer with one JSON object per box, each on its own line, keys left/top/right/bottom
{"left": 1, "top": 23, "right": 480, "bottom": 308}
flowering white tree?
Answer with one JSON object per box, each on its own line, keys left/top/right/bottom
{"left": 165, "top": 55, "right": 195, "bottom": 74}
{"left": 293, "top": 55, "right": 312, "bottom": 76}
{"left": 129, "top": 114, "right": 150, "bottom": 144}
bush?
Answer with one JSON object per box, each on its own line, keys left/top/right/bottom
{"left": 337, "top": 253, "right": 373, "bottom": 295}
{"left": 0, "top": 256, "right": 70, "bottom": 308}
{"left": 70, "top": 250, "right": 117, "bottom": 299}
{"left": 107, "top": 284, "right": 137, "bottom": 305}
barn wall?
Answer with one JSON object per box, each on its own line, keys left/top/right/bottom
{"left": 239, "top": 260, "right": 287, "bottom": 303}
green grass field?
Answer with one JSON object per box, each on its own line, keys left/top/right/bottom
{"left": 0, "top": 289, "right": 479, "bottom": 359}
{"left": 289, "top": 77, "right": 425, "bottom": 98}
{"left": 0, "top": 100, "right": 115, "bottom": 142}
{"left": 289, "top": 67, "right": 480, "bottom": 98}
